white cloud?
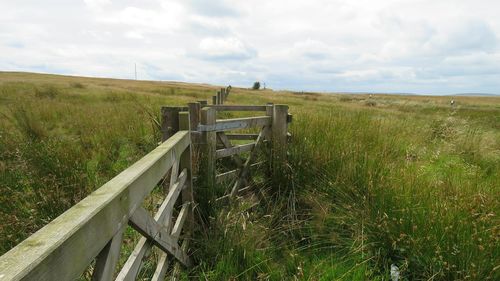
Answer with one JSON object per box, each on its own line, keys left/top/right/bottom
{"left": 83, "top": 0, "right": 111, "bottom": 11}
{"left": 198, "top": 37, "right": 255, "bottom": 60}
{"left": 1, "top": 0, "right": 500, "bottom": 94}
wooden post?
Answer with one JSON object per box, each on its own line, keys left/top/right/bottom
{"left": 188, "top": 103, "right": 201, "bottom": 175}
{"left": 215, "top": 91, "right": 220, "bottom": 105}
{"left": 179, "top": 111, "right": 190, "bottom": 134}
{"left": 265, "top": 103, "right": 274, "bottom": 178}
{"left": 221, "top": 88, "right": 226, "bottom": 102}
{"left": 265, "top": 103, "right": 274, "bottom": 141}
{"left": 161, "top": 107, "right": 182, "bottom": 141}
{"left": 178, "top": 112, "right": 194, "bottom": 235}
{"left": 188, "top": 103, "right": 200, "bottom": 141}
{"left": 198, "top": 100, "right": 208, "bottom": 106}
{"left": 200, "top": 107, "right": 216, "bottom": 188}
{"left": 272, "top": 105, "right": 288, "bottom": 176}
{"left": 212, "top": 96, "right": 217, "bottom": 105}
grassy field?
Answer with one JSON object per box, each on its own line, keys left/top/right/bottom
{"left": 0, "top": 71, "right": 499, "bottom": 280}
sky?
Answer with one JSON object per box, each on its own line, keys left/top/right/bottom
{"left": 1, "top": 0, "right": 499, "bottom": 95}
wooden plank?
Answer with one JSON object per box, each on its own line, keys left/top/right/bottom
{"left": 162, "top": 168, "right": 188, "bottom": 221}
{"left": 115, "top": 238, "right": 150, "bottom": 281}
{"left": 215, "top": 161, "right": 265, "bottom": 184}
{"left": 198, "top": 116, "right": 271, "bottom": 132}
{"left": 164, "top": 151, "right": 179, "bottom": 194}
{"left": 91, "top": 227, "right": 124, "bottom": 281}
{"left": 171, "top": 203, "right": 190, "bottom": 240}
{"left": 225, "top": 133, "right": 259, "bottom": 140}
{"left": 206, "top": 105, "right": 267, "bottom": 111}
{"left": 216, "top": 143, "right": 255, "bottom": 159}
{"left": 216, "top": 132, "right": 248, "bottom": 186}
{"left": 129, "top": 208, "right": 191, "bottom": 267}
{"left": 170, "top": 239, "right": 189, "bottom": 281}
{"left": 216, "top": 169, "right": 238, "bottom": 183}
{"left": 151, "top": 254, "right": 168, "bottom": 281}
{"left": 230, "top": 127, "right": 268, "bottom": 197}
{"left": 217, "top": 132, "right": 245, "bottom": 168}
{"left": 0, "top": 131, "right": 190, "bottom": 281}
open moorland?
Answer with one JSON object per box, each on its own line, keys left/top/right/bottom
{"left": 0, "top": 72, "right": 499, "bottom": 280}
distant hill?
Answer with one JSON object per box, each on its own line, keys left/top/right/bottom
{"left": 453, "top": 93, "right": 500, "bottom": 97}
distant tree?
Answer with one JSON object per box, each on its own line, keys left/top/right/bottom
{"left": 252, "top": 81, "right": 261, "bottom": 90}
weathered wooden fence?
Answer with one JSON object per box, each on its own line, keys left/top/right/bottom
{"left": 0, "top": 87, "right": 291, "bottom": 281}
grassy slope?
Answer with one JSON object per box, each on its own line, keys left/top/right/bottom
{"left": 0, "top": 72, "right": 499, "bottom": 280}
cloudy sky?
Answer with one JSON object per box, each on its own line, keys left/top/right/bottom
{"left": 1, "top": 0, "right": 499, "bottom": 94}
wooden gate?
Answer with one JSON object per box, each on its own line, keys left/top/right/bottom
{"left": 161, "top": 103, "right": 290, "bottom": 200}
{"left": 200, "top": 105, "right": 273, "bottom": 198}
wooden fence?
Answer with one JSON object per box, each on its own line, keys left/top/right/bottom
{"left": 0, "top": 87, "right": 291, "bottom": 281}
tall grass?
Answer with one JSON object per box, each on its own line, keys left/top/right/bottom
{"left": 0, "top": 72, "right": 498, "bottom": 280}
{"left": 282, "top": 107, "right": 499, "bottom": 280}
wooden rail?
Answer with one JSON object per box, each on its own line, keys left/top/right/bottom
{"left": 216, "top": 142, "right": 255, "bottom": 159}
{"left": 0, "top": 85, "right": 291, "bottom": 281}
{"left": 198, "top": 116, "right": 271, "bottom": 132}
{"left": 206, "top": 105, "right": 267, "bottom": 111}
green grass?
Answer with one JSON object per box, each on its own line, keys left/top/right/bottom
{"left": 0, "top": 72, "right": 499, "bottom": 280}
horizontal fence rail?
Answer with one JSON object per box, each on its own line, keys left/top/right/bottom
{"left": 225, "top": 133, "right": 259, "bottom": 140}
{"left": 216, "top": 142, "right": 256, "bottom": 159}
{"left": 206, "top": 105, "right": 267, "bottom": 111}
{"left": 198, "top": 116, "right": 271, "bottom": 132}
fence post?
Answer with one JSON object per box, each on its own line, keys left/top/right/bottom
{"left": 161, "top": 107, "right": 181, "bottom": 141}
{"left": 272, "top": 105, "right": 289, "bottom": 176}
{"left": 265, "top": 103, "right": 274, "bottom": 140}
{"left": 178, "top": 111, "right": 194, "bottom": 235}
{"left": 265, "top": 103, "right": 274, "bottom": 177}
{"left": 200, "top": 107, "right": 216, "bottom": 188}
{"left": 212, "top": 96, "right": 217, "bottom": 105}
{"left": 188, "top": 102, "right": 201, "bottom": 141}
{"left": 188, "top": 102, "right": 201, "bottom": 174}
{"left": 217, "top": 91, "right": 222, "bottom": 105}
{"left": 221, "top": 88, "right": 226, "bottom": 102}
